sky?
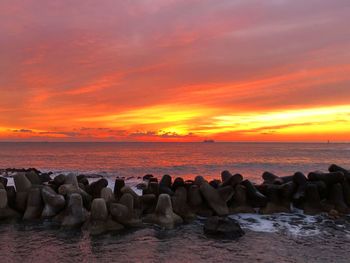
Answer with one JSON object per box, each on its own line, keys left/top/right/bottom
{"left": 1, "top": 0, "right": 350, "bottom": 142}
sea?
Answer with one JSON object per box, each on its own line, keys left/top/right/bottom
{"left": 1, "top": 142, "right": 350, "bottom": 263}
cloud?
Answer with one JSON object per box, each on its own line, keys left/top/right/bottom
{"left": 12, "top": 129, "right": 33, "bottom": 133}
{"left": 0, "top": 0, "right": 350, "bottom": 141}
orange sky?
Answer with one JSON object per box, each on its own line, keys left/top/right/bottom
{"left": 1, "top": 0, "right": 350, "bottom": 142}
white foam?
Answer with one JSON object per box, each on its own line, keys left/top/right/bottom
{"left": 230, "top": 213, "right": 322, "bottom": 237}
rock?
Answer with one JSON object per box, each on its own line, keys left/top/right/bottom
{"left": 101, "top": 187, "right": 114, "bottom": 203}
{"left": 217, "top": 185, "right": 235, "bottom": 202}
{"left": 292, "top": 172, "right": 307, "bottom": 208}
{"left": 140, "top": 194, "right": 157, "bottom": 214}
{"left": 241, "top": 180, "right": 267, "bottom": 207}
{"left": 143, "top": 174, "right": 154, "bottom": 181}
{"left": 221, "top": 173, "right": 243, "bottom": 187}
{"left": 159, "top": 174, "right": 174, "bottom": 195}
{"left": 188, "top": 185, "right": 213, "bottom": 217}
{"left": 25, "top": 170, "right": 41, "bottom": 185}
{"left": 58, "top": 183, "right": 92, "bottom": 209}
{"left": 260, "top": 185, "right": 291, "bottom": 214}
{"left": 308, "top": 171, "right": 345, "bottom": 185}
{"left": 143, "top": 194, "right": 183, "bottom": 229}
{"left": 327, "top": 183, "right": 349, "bottom": 213}
{"left": 160, "top": 174, "right": 172, "bottom": 188}
{"left": 303, "top": 183, "right": 323, "bottom": 215}
{"left": 53, "top": 174, "right": 66, "bottom": 187}
{"left": 221, "top": 170, "right": 233, "bottom": 182}
{"left": 229, "top": 185, "right": 255, "bottom": 213}
{"left": 144, "top": 181, "right": 159, "bottom": 196}
{"left": 171, "top": 187, "right": 195, "bottom": 222}
{"left": 0, "top": 177, "right": 8, "bottom": 187}
{"left": 111, "top": 193, "right": 142, "bottom": 227}
{"left": 262, "top": 171, "right": 280, "bottom": 184}
{"left": 0, "top": 189, "right": 20, "bottom": 220}
{"left": 200, "top": 182, "right": 229, "bottom": 216}
{"left": 14, "top": 172, "right": 32, "bottom": 192}
{"left": 342, "top": 180, "right": 350, "bottom": 206}
{"left": 64, "top": 173, "right": 79, "bottom": 187}
{"left": 6, "top": 186, "right": 16, "bottom": 210}
{"left": 41, "top": 186, "right": 66, "bottom": 218}
{"left": 88, "top": 178, "right": 108, "bottom": 198}
{"left": 204, "top": 216, "right": 245, "bottom": 239}
{"left": 114, "top": 178, "right": 125, "bottom": 200}
{"left": 38, "top": 173, "right": 52, "bottom": 183}
{"left": 60, "top": 193, "right": 88, "bottom": 228}
{"left": 329, "top": 164, "right": 350, "bottom": 180}
{"left": 194, "top": 176, "right": 206, "bottom": 186}
{"left": 23, "top": 188, "right": 43, "bottom": 220}
{"left": 136, "top": 183, "right": 147, "bottom": 190}
{"left": 172, "top": 177, "right": 185, "bottom": 191}
{"left": 209, "top": 180, "right": 221, "bottom": 189}
{"left": 91, "top": 198, "right": 108, "bottom": 221}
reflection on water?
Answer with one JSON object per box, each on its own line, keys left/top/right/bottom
{"left": 1, "top": 142, "right": 350, "bottom": 182}
{"left": 0, "top": 216, "right": 350, "bottom": 263}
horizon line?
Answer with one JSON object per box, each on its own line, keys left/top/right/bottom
{"left": 0, "top": 140, "right": 349, "bottom": 144}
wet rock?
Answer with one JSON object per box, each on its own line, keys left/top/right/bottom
{"left": 110, "top": 194, "right": 142, "bottom": 227}
{"left": 217, "top": 185, "right": 235, "bottom": 202}
{"left": 209, "top": 179, "right": 221, "bottom": 189}
{"left": 144, "top": 181, "right": 159, "bottom": 196}
{"left": 58, "top": 183, "right": 92, "bottom": 210}
{"left": 327, "top": 183, "right": 349, "bottom": 213}
{"left": 53, "top": 174, "right": 66, "bottom": 187}
{"left": 41, "top": 186, "right": 66, "bottom": 218}
{"left": 229, "top": 185, "right": 255, "bottom": 213}
{"left": 25, "top": 170, "right": 41, "bottom": 185}
{"left": 160, "top": 174, "right": 172, "bottom": 188}
{"left": 171, "top": 187, "right": 195, "bottom": 222}
{"left": 260, "top": 185, "right": 291, "bottom": 214}
{"left": 101, "top": 187, "right": 114, "bottom": 203}
{"left": 303, "top": 183, "right": 323, "bottom": 215}
{"left": 292, "top": 172, "right": 307, "bottom": 208}
{"left": 308, "top": 171, "right": 345, "bottom": 185}
{"left": 143, "top": 174, "right": 154, "bottom": 181}
{"left": 0, "top": 177, "right": 8, "bottom": 187}
{"left": 221, "top": 170, "right": 233, "bottom": 182}
{"left": 23, "top": 188, "right": 43, "bottom": 220}
{"left": 241, "top": 180, "right": 267, "bottom": 208}
{"left": 329, "top": 164, "right": 350, "bottom": 180}
{"left": 159, "top": 174, "right": 174, "bottom": 196}
{"left": 172, "top": 177, "right": 185, "bottom": 191}
{"left": 89, "top": 178, "right": 108, "bottom": 198}
{"left": 0, "top": 189, "right": 20, "bottom": 220}
{"left": 38, "top": 173, "right": 52, "bottom": 183}
{"left": 194, "top": 176, "right": 206, "bottom": 186}
{"left": 200, "top": 182, "right": 229, "bottom": 216}
{"left": 140, "top": 194, "right": 157, "bottom": 214}
{"left": 114, "top": 178, "right": 125, "bottom": 200}
{"left": 187, "top": 184, "right": 212, "bottom": 217}
{"left": 88, "top": 198, "right": 124, "bottom": 235}
{"left": 6, "top": 186, "right": 16, "bottom": 210}
{"left": 143, "top": 194, "right": 183, "bottom": 229}
{"left": 262, "top": 171, "right": 280, "bottom": 184}
{"left": 204, "top": 216, "right": 245, "bottom": 239}
{"left": 14, "top": 172, "right": 32, "bottom": 192}
{"left": 64, "top": 173, "right": 79, "bottom": 187}
{"left": 60, "top": 193, "right": 88, "bottom": 228}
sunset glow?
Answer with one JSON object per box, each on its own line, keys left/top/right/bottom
{"left": 1, "top": 0, "right": 350, "bottom": 142}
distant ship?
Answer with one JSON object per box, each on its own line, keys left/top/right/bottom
{"left": 203, "top": 139, "right": 215, "bottom": 143}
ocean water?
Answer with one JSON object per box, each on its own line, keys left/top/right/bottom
{"left": 1, "top": 142, "right": 350, "bottom": 262}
